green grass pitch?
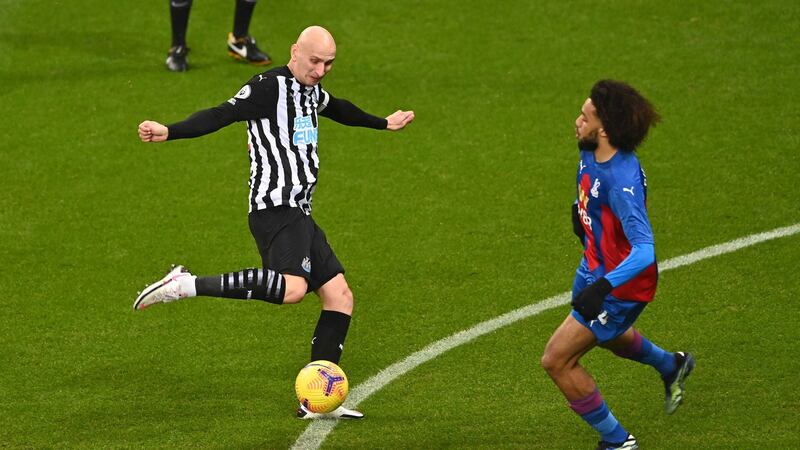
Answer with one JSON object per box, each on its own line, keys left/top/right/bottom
{"left": 1, "top": 0, "right": 799, "bottom": 448}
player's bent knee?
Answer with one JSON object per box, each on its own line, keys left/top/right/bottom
{"left": 540, "top": 350, "right": 564, "bottom": 375}
{"left": 318, "top": 276, "right": 354, "bottom": 315}
{"left": 323, "top": 287, "right": 353, "bottom": 314}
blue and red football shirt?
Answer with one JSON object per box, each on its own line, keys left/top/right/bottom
{"left": 574, "top": 149, "right": 658, "bottom": 302}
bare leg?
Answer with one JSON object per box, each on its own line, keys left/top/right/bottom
{"left": 541, "top": 314, "right": 597, "bottom": 400}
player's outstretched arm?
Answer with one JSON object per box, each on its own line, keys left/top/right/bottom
{"left": 138, "top": 120, "right": 168, "bottom": 143}
{"left": 386, "top": 110, "right": 415, "bottom": 131}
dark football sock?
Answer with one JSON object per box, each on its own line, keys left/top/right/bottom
{"left": 311, "top": 310, "right": 351, "bottom": 364}
{"left": 169, "top": 0, "right": 193, "bottom": 47}
{"left": 195, "top": 268, "right": 285, "bottom": 304}
{"left": 233, "top": 0, "right": 257, "bottom": 39}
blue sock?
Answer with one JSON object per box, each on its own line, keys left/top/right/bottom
{"left": 614, "top": 329, "right": 676, "bottom": 377}
{"left": 569, "top": 389, "right": 629, "bottom": 443}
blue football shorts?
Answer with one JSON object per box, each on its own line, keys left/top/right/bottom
{"left": 571, "top": 297, "right": 647, "bottom": 343}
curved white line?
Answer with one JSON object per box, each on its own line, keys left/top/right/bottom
{"left": 292, "top": 222, "right": 800, "bottom": 449}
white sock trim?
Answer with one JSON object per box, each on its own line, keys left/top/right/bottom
{"left": 180, "top": 275, "right": 197, "bottom": 297}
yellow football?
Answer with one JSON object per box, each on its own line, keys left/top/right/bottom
{"left": 294, "top": 360, "right": 349, "bottom": 413}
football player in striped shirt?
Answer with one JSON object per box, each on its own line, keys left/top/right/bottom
{"left": 540, "top": 80, "right": 694, "bottom": 450}
{"left": 135, "top": 25, "right": 414, "bottom": 419}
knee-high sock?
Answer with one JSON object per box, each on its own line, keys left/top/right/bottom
{"left": 233, "top": 0, "right": 258, "bottom": 39}
{"left": 194, "top": 268, "right": 285, "bottom": 304}
{"left": 311, "top": 310, "right": 351, "bottom": 364}
{"left": 569, "top": 388, "right": 629, "bottom": 444}
{"left": 613, "top": 329, "right": 676, "bottom": 377}
{"left": 169, "top": 0, "right": 193, "bottom": 47}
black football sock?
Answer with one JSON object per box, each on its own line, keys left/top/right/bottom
{"left": 233, "top": 0, "right": 257, "bottom": 39}
{"left": 195, "top": 268, "right": 285, "bottom": 304}
{"left": 169, "top": 0, "right": 193, "bottom": 47}
{"left": 311, "top": 310, "right": 351, "bottom": 364}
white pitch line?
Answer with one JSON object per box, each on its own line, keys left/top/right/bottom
{"left": 291, "top": 222, "right": 800, "bottom": 450}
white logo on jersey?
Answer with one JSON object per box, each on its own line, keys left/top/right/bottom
{"left": 590, "top": 178, "right": 601, "bottom": 198}
{"left": 235, "top": 85, "right": 251, "bottom": 99}
{"left": 623, "top": 186, "right": 635, "bottom": 196}
{"left": 579, "top": 160, "right": 587, "bottom": 174}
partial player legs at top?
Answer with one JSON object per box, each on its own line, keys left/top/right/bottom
{"left": 232, "top": 0, "right": 256, "bottom": 39}
{"left": 226, "top": 0, "right": 272, "bottom": 67}
{"left": 165, "top": 0, "right": 271, "bottom": 72}
{"left": 169, "top": 0, "right": 192, "bottom": 49}
{"left": 166, "top": 0, "right": 192, "bottom": 71}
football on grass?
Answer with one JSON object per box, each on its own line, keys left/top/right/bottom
{"left": 295, "top": 360, "right": 349, "bottom": 413}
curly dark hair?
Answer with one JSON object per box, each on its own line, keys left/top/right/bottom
{"left": 590, "top": 80, "right": 661, "bottom": 151}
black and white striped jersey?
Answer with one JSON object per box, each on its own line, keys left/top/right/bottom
{"left": 233, "top": 66, "right": 329, "bottom": 214}
{"left": 166, "top": 65, "right": 387, "bottom": 215}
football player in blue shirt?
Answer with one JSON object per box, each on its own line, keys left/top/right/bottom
{"left": 540, "top": 80, "right": 695, "bottom": 450}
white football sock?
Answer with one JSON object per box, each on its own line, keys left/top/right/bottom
{"left": 179, "top": 275, "right": 197, "bottom": 297}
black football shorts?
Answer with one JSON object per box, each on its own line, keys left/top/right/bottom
{"left": 248, "top": 206, "right": 345, "bottom": 292}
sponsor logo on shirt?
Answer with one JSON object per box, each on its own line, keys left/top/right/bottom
{"left": 578, "top": 174, "right": 593, "bottom": 231}
{"left": 293, "top": 116, "right": 318, "bottom": 146}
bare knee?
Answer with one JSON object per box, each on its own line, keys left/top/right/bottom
{"left": 322, "top": 285, "right": 353, "bottom": 315}
{"left": 541, "top": 347, "right": 571, "bottom": 378}
{"left": 540, "top": 350, "right": 560, "bottom": 375}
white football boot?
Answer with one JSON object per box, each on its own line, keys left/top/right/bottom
{"left": 296, "top": 404, "right": 364, "bottom": 420}
{"left": 133, "top": 265, "right": 194, "bottom": 310}
{"left": 596, "top": 434, "right": 638, "bottom": 450}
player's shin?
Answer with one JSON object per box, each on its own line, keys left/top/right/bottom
{"left": 194, "top": 268, "right": 286, "bottom": 304}
{"left": 310, "top": 310, "right": 351, "bottom": 364}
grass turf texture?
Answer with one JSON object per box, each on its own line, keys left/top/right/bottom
{"left": 1, "top": 0, "right": 798, "bottom": 448}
